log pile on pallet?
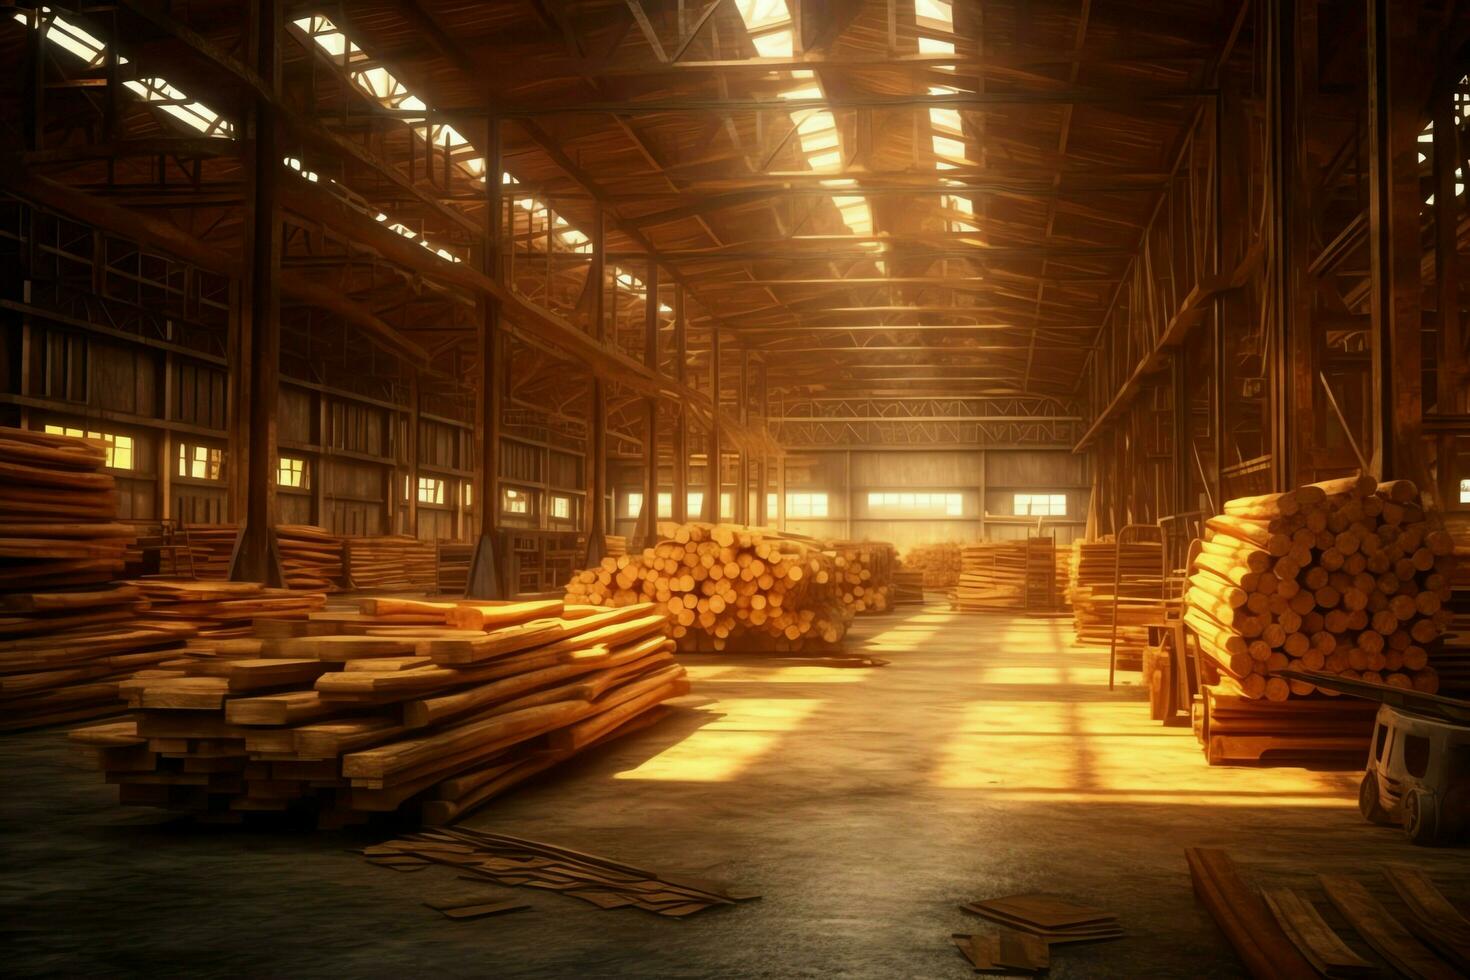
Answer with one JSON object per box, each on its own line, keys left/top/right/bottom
{"left": 1067, "top": 540, "right": 1167, "bottom": 665}
{"left": 900, "top": 541, "right": 961, "bottom": 589}
{"left": 345, "top": 535, "right": 437, "bottom": 592}
{"left": 68, "top": 598, "right": 687, "bottom": 826}
{"left": 0, "top": 427, "right": 190, "bottom": 731}
{"left": 276, "top": 525, "right": 345, "bottom": 592}
{"left": 829, "top": 541, "right": 895, "bottom": 614}
{"left": 1185, "top": 475, "right": 1453, "bottom": 764}
{"left": 564, "top": 523, "right": 853, "bottom": 653}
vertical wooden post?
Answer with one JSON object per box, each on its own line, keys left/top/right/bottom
{"left": 405, "top": 369, "right": 420, "bottom": 537}
{"left": 1434, "top": 73, "right": 1462, "bottom": 508}
{"left": 641, "top": 262, "right": 660, "bottom": 545}
{"left": 1366, "top": 0, "right": 1427, "bottom": 486}
{"left": 737, "top": 346, "right": 750, "bottom": 524}
{"left": 672, "top": 284, "right": 688, "bottom": 524}
{"left": 584, "top": 206, "right": 608, "bottom": 565}
{"left": 230, "top": 0, "right": 283, "bottom": 586}
{"left": 467, "top": 116, "right": 504, "bottom": 597}
{"left": 707, "top": 326, "right": 721, "bottom": 521}
{"left": 755, "top": 359, "right": 769, "bottom": 527}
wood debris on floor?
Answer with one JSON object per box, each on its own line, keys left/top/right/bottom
{"left": 1187, "top": 847, "right": 1468, "bottom": 979}
{"left": 954, "top": 893, "right": 1121, "bottom": 973}
{"left": 367, "top": 827, "right": 759, "bottom": 917}
{"left": 68, "top": 597, "right": 689, "bottom": 826}
{"left": 423, "top": 896, "right": 532, "bottom": 920}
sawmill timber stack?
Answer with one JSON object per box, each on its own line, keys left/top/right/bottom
{"left": 2, "top": 2, "right": 1469, "bottom": 976}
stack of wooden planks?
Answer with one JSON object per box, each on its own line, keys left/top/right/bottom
{"left": 276, "top": 525, "right": 345, "bottom": 592}
{"left": 345, "top": 535, "right": 437, "bottom": 592}
{"left": 900, "top": 541, "right": 961, "bottom": 589}
{"left": 1067, "top": 539, "right": 1166, "bottom": 662}
{"left": 1185, "top": 476, "right": 1454, "bottom": 763}
{"left": 123, "top": 579, "right": 326, "bottom": 639}
{"left": 0, "top": 427, "right": 193, "bottom": 731}
{"left": 435, "top": 541, "right": 475, "bottom": 595}
{"left": 951, "top": 539, "right": 1063, "bottom": 612}
{"left": 829, "top": 541, "right": 895, "bottom": 614}
{"left": 565, "top": 523, "right": 853, "bottom": 653}
{"left": 172, "top": 523, "right": 238, "bottom": 578}
{"left": 69, "top": 597, "right": 687, "bottom": 826}
{"left": 603, "top": 535, "right": 628, "bottom": 558}
{"left": 893, "top": 570, "right": 925, "bottom": 604}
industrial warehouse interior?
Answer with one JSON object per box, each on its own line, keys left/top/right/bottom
{"left": 3, "top": 0, "right": 1470, "bottom": 977}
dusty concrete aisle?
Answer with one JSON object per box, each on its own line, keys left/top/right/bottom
{"left": 1, "top": 601, "right": 1464, "bottom": 978}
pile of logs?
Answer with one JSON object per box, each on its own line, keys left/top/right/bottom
{"left": 1186, "top": 476, "right": 1451, "bottom": 704}
{"left": 829, "top": 541, "right": 895, "bottom": 614}
{"left": 276, "top": 525, "right": 345, "bottom": 592}
{"left": 0, "top": 427, "right": 189, "bottom": 731}
{"left": 1067, "top": 540, "right": 1167, "bottom": 660}
{"left": 68, "top": 598, "right": 686, "bottom": 825}
{"left": 345, "top": 535, "right": 437, "bottom": 592}
{"left": 899, "top": 542, "right": 961, "bottom": 589}
{"left": 565, "top": 523, "right": 853, "bottom": 652}
{"left": 123, "top": 579, "right": 326, "bottom": 639}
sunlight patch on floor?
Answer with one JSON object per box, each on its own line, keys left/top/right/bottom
{"left": 614, "top": 697, "right": 825, "bottom": 782}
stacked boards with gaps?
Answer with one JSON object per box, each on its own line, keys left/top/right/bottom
{"left": 1185, "top": 476, "right": 1453, "bottom": 764}
{"left": 0, "top": 426, "right": 184, "bottom": 731}
{"left": 276, "top": 525, "right": 345, "bottom": 592}
{"left": 344, "top": 535, "right": 437, "bottom": 592}
{"left": 951, "top": 539, "right": 1065, "bottom": 614}
{"left": 1067, "top": 539, "right": 1167, "bottom": 667}
{"left": 955, "top": 893, "right": 1122, "bottom": 973}
{"left": 565, "top": 522, "right": 854, "bottom": 653}
{"left": 69, "top": 597, "right": 687, "bottom": 826}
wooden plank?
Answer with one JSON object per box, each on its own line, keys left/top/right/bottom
{"left": 1319, "top": 874, "right": 1459, "bottom": 980}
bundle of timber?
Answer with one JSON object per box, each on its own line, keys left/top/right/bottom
{"left": 68, "top": 598, "right": 686, "bottom": 825}
{"left": 564, "top": 523, "right": 853, "bottom": 653}
{"left": 952, "top": 541, "right": 1029, "bottom": 610}
{"left": 900, "top": 541, "right": 961, "bottom": 589}
{"left": 828, "top": 540, "right": 895, "bottom": 614}
{"left": 122, "top": 579, "right": 326, "bottom": 639}
{"left": 345, "top": 535, "right": 437, "bottom": 592}
{"left": 173, "top": 524, "right": 238, "bottom": 578}
{"left": 1067, "top": 540, "right": 1166, "bottom": 662}
{"left": 1187, "top": 476, "right": 1451, "bottom": 703}
{"left": 276, "top": 525, "right": 345, "bottom": 592}
{"left": 893, "top": 570, "right": 925, "bottom": 604}
{"left": 603, "top": 535, "right": 628, "bottom": 558}
{"left": 436, "top": 542, "right": 475, "bottom": 595}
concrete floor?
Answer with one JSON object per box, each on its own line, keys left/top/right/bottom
{"left": 2, "top": 600, "right": 1466, "bottom": 978}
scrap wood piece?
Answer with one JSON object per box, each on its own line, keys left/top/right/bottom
{"left": 1320, "top": 875, "right": 1461, "bottom": 980}
{"left": 436, "top": 902, "right": 531, "bottom": 920}
{"left": 1260, "top": 887, "right": 1376, "bottom": 978}
{"left": 965, "top": 893, "right": 1114, "bottom": 931}
{"left": 951, "top": 934, "right": 1039, "bottom": 975}
{"left": 1382, "top": 865, "right": 1470, "bottom": 972}
{"left": 1184, "top": 848, "right": 1317, "bottom": 980}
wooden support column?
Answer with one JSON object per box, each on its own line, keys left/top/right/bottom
{"left": 1367, "top": 0, "right": 1427, "bottom": 487}
{"left": 640, "top": 261, "right": 660, "bottom": 545}
{"left": 706, "top": 326, "right": 721, "bottom": 521}
{"left": 737, "top": 346, "right": 750, "bottom": 524}
{"left": 467, "top": 116, "right": 504, "bottom": 597}
{"left": 584, "top": 205, "right": 608, "bottom": 566}
{"left": 755, "top": 359, "right": 769, "bottom": 527}
{"left": 1434, "top": 71, "right": 1463, "bottom": 507}
{"left": 230, "top": 0, "right": 283, "bottom": 586}
{"left": 671, "top": 285, "right": 688, "bottom": 524}
{"left": 404, "top": 369, "right": 420, "bottom": 537}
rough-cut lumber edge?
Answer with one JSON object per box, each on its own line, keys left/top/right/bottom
{"left": 1319, "top": 874, "right": 1460, "bottom": 980}
{"left": 1260, "top": 887, "right": 1376, "bottom": 978}
{"left": 1184, "top": 848, "right": 1317, "bottom": 980}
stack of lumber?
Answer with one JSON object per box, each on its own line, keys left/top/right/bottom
{"left": 367, "top": 828, "right": 758, "bottom": 916}
{"left": 829, "top": 541, "right": 895, "bottom": 614}
{"left": 68, "top": 597, "right": 687, "bottom": 825}
{"left": 276, "top": 525, "right": 344, "bottom": 592}
{"left": 1435, "top": 520, "right": 1470, "bottom": 695}
{"left": 345, "top": 535, "right": 436, "bottom": 592}
{"left": 900, "top": 541, "right": 961, "bottom": 589}
{"left": 123, "top": 579, "right": 326, "bottom": 639}
{"left": 436, "top": 541, "right": 475, "bottom": 595}
{"left": 173, "top": 523, "right": 238, "bottom": 578}
{"left": 893, "top": 570, "right": 925, "bottom": 604}
{"left": 951, "top": 539, "right": 1063, "bottom": 612}
{"left": 1067, "top": 539, "right": 1167, "bottom": 661}
{"left": 564, "top": 522, "right": 853, "bottom": 653}
{"left": 603, "top": 535, "right": 628, "bottom": 558}
{"left": 1186, "top": 476, "right": 1454, "bottom": 763}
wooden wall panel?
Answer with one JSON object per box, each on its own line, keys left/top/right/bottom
{"left": 278, "top": 386, "right": 314, "bottom": 445}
